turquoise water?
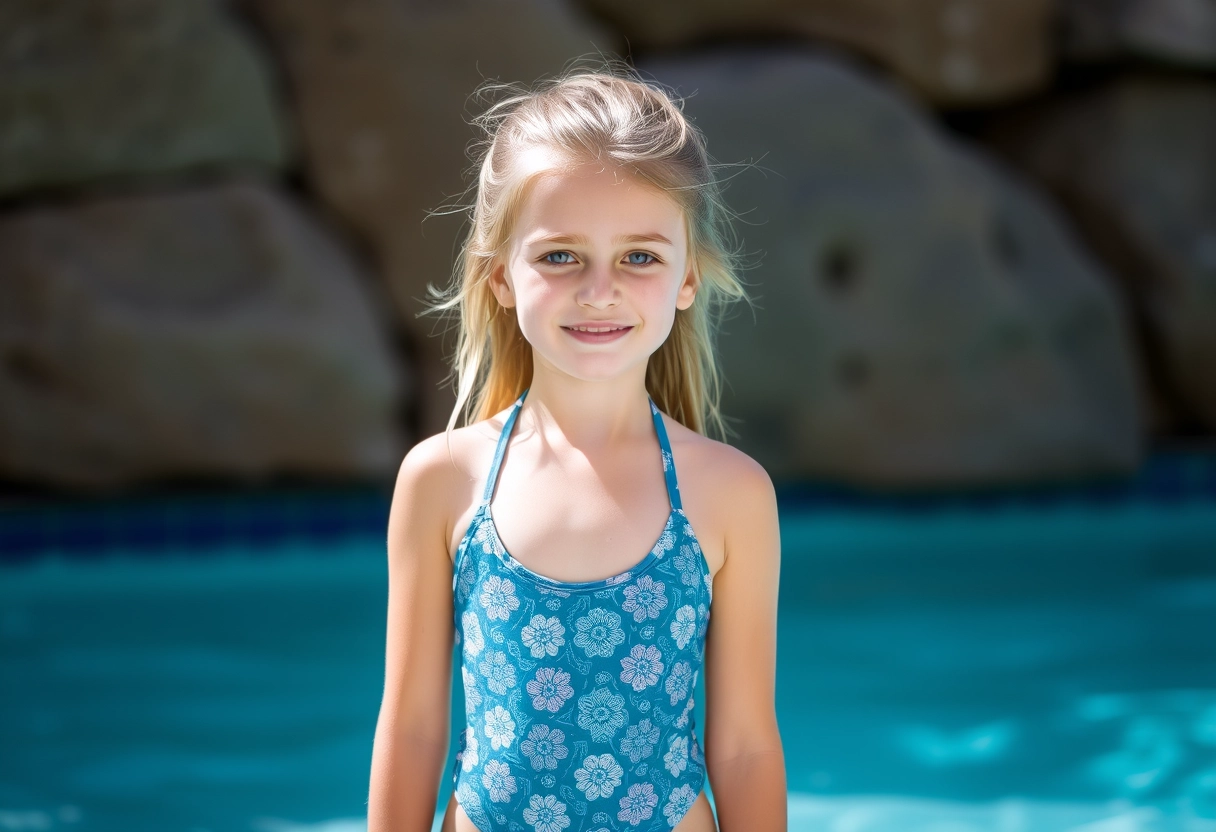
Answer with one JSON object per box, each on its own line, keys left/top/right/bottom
{"left": 2, "top": 497, "right": 1215, "bottom": 831}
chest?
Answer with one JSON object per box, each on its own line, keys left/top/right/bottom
{"left": 487, "top": 466, "right": 675, "bottom": 584}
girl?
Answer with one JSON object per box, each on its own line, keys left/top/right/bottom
{"left": 368, "top": 66, "right": 786, "bottom": 832}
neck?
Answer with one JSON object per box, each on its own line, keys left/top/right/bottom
{"left": 518, "top": 367, "right": 653, "bottom": 452}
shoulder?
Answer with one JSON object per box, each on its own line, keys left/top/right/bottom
{"left": 388, "top": 415, "right": 509, "bottom": 548}
{"left": 662, "top": 414, "right": 775, "bottom": 501}
{"left": 660, "top": 415, "right": 778, "bottom": 564}
{"left": 395, "top": 406, "right": 512, "bottom": 486}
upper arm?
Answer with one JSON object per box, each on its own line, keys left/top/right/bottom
{"left": 702, "top": 447, "right": 783, "bottom": 765}
{"left": 379, "top": 434, "right": 462, "bottom": 746}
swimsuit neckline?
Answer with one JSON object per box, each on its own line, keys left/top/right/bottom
{"left": 482, "top": 502, "right": 681, "bottom": 592}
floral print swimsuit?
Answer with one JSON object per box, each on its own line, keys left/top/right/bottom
{"left": 451, "top": 388, "right": 713, "bottom": 832}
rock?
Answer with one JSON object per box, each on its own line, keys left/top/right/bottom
{"left": 641, "top": 51, "right": 1144, "bottom": 487}
{"left": 984, "top": 77, "right": 1216, "bottom": 435}
{"left": 0, "top": 181, "right": 409, "bottom": 489}
{"left": 0, "top": 0, "right": 291, "bottom": 199}
{"left": 1061, "top": 0, "right": 1216, "bottom": 68}
{"left": 242, "top": 0, "right": 618, "bottom": 435}
{"left": 577, "top": 0, "right": 1054, "bottom": 106}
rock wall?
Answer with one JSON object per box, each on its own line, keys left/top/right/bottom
{"left": 644, "top": 52, "right": 1144, "bottom": 485}
{"left": 243, "top": 0, "right": 618, "bottom": 436}
{"left": 1061, "top": 0, "right": 1216, "bottom": 67}
{"left": 0, "top": 0, "right": 291, "bottom": 197}
{"left": 984, "top": 77, "right": 1216, "bottom": 435}
{"left": 577, "top": 0, "right": 1055, "bottom": 106}
{"left": 0, "top": 0, "right": 1211, "bottom": 490}
{"left": 0, "top": 182, "right": 407, "bottom": 488}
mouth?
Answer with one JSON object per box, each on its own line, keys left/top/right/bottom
{"left": 561, "top": 324, "right": 634, "bottom": 342}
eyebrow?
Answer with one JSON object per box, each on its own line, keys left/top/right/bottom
{"left": 524, "top": 232, "right": 675, "bottom": 247}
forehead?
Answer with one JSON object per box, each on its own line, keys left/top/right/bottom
{"left": 513, "top": 158, "right": 686, "bottom": 244}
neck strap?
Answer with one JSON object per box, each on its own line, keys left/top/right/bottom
{"left": 481, "top": 388, "right": 683, "bottom": 511}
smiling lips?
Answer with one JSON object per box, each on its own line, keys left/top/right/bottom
{"left": 561, "top": 323, "right": 634, "bottom": 342}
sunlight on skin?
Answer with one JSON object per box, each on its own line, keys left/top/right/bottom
{"left": 491, "top": 157, "right": 698, "bottom": 401}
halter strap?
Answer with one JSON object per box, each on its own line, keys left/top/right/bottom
{"left": 480, "top": 388, "right": 683, "bottom": 511}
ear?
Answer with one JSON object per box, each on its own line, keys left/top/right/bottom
{"left": 675, "top": 263, "right": 700, "bottom": 311}
{"left": 488, "top": 260, "right": 516, "bottom": 309}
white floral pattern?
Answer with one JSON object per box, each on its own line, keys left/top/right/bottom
{"left": 484, "top": 705, "right": 516, "bottom": 750}
{"left": 664, "top": 735, "right": 688, "bottom": 776}
{"left": 665, "top": 660, "right": 692, "bottom": 706}
{"left": 670, "top": 605, "right": 696, "bottom": 650}
{"left": 675, "top": 696, "right": 695, "bottom": 730}
{"left": 573, "top": 608, "right": 626, "bottom": 658}
{"left": 451, "top": 390, "right": 712, "bottom": 826}
{"left": 480, "top": 575, "right": 520, "bottom": 621}
{"left": 577, "top": 686, "right": 628, "bottom": 743}
{"left": 456, "top": 549, "right": 476, "bottom": 601}
{"left": 653, "top": 526, "right": 677, "bottom": 558}
{"left": 619, "top": 644, "right": 664, "bottom": 692}
{"left": 460, "top": 727, "right": 479, "bottom": 772}
{"left": 462, "top": 666, "right": 482, "bottom": 714}
{"left": 521, "top": 724, "right": 569, "bottom": 771}
{"left": 483, "top": 759, "right": 518, "bottom": 803}
{"left": 462, "top": 611, "right": 484, "bottom": 657}
{"left": 619, "top": 718, "right": 660, "bottom": 764}
{"left": 574, "top": 752, "right": 624, "bottom": 800}
{"left": 521, "top": 614, "right": 566, "bottom": 658}
{"left": 471, "top": 520, "right": 503, "bottom": 557}
{"left": 621, "top": 575, "right": 668, "bottom": 622}
{"left": 663, "top": 784, "right": 697, "bottom": 826}
{"left": 616, "top": 782, "right": 659, "bottom": 826}
{"left": 673, "top": 544, "right": 701, "bottom": 588}
{"left": 523, "top": 793, "right": 571, "bottom": 832}
{"left": 527, "top": 666, "right": 575, "bottom": 712}
{"left": 479, "top": 649, "right": 517, "bottom": 695}
{"left": 455, "top": 781, "right": 491, "bottom": 829}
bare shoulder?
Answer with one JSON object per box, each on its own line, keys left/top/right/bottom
{"left": 659, "top": 415, "right": 778, "bottom": 569}
{"left": 388, "top": 415, "right": 509, "bottom": 558}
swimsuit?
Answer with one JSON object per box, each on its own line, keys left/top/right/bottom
{"left": 451, "top": 387, "right": 713, "bottom": 831}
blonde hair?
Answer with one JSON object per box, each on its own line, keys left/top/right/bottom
{"left": 424, "top": 60, "right": 750, "bottom": 440}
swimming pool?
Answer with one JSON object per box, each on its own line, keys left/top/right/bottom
{"left": 3, "top": 457, "right": 1215, "bottom": 832}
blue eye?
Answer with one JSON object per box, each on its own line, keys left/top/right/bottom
{"left": 627, "top": 252, "right": 657, "bottom": 265}
{"left": 545, "top": 251, "right": 575, "bottom": 265}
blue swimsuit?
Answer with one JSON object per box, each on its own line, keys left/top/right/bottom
{"left": 451, "top": 388, "right": 713, "bottom": 831}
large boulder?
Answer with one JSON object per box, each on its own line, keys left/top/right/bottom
{"left": 984, "top": 77, "right": 1216, "bottom": 435}
{"left": 1061, "top": 0, "right": 1216, "bottom": 68}
{"left": 0, "top": 181, "right": 409, "bottom": 489}
{"left": 642, "top": 51, "right": 1144, "bottom": 487}
{"left": 0, "top": 0, "right": 291, "bottom": 198}
{"left": 242, "top": 0, "right": 618, "bottom": 435}
{"left": 578, "top": 0, "right": 1054, "bottom": 106}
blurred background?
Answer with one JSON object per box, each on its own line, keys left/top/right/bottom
{"left": 2, "top": 0, "right": 1215, "bottom": 830}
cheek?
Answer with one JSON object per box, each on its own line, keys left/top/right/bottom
{"left": 508, "top": 268, "right": 563, "bottom": 332}
{"left": 513, "top": 271, "right": 564, "bottom": 309}
{"left": 639, "top": 279, "right": 682, "bottom": 318}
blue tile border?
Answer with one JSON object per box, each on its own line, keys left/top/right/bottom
{"left": 2, "top": 449, "right": 1215, "bottom": 564}
{"left": 774, "top": 448, "right": 1216, "bottom": 513}
{"left": 0, "top": 486, "right": 391, "bottom": 565}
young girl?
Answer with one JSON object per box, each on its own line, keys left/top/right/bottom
{"left": 367, "top": 67, "right": 786, "bottom": 832}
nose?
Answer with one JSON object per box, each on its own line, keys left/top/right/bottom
{"left": 576, "top": 261, "right": 620, "bottom": 309}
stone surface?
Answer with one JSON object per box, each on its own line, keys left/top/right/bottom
{"left": 641, "top": 51, "right": 1144, "bottom": 487}
{"left": 243, "top": 0, "right": 617, "bottom": 435}
{"left": 0, "top": 0, "right": 291, "bottom": 199}
{"left": 578, "top": 0, "right": 1053, "bottom": 106}
{"left": 985, "top": 77, "right": 1216, "bottom": 435}
{"left": 1062, "top": 0, "right": 1216, "bottom": 67}
{"left": 0, "top": 181, "right": 409, "bottom": 489}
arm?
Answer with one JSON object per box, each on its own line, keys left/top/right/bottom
{"left": 368, "top": 437, "right": 460, "bottom": 832}
{"left": 703, "top": 451, "right": 786, "bottom": 831}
